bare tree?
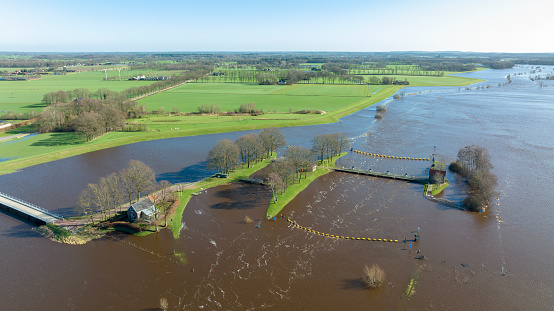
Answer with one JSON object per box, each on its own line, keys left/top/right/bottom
{"left": 311, "top": 134, "right": 327, "bottom": 164}
{"left": 104, "top": 172, "right": 122, "bottom": 214}
{"left": 258, "top": 127, "right": 286, "bottom": 158}
{"left": 156, "top": 180, "right": 173, "bottom": 227}
{"left": 207, "top": 139, "right": 240, "bottom": 174}
{"left": 362, "top": 264, "right": 386, "bottom": 289}
{"left": 76, "top": 189, "right": 98, "bottom": 225}
{"left": 236, "top": 133, "right": 260, "bottom": 168}
{"left": 119, "top": 160, "right": 156, "bottom": 203}
{"left": 335, "top": 132, "right": 351, "bottom": 156}
{"left": 266, "top": 172, "right": 283, "bottom": 203}
{"left": 78, "top": 182, "right": 110, "bottom": 220}
{"left": 267, "top": 158, "right": 295, "bottom": 193}
{"left": 74, "top": 111, "right": 104, "bottom": 142}
{"left": 284, "top": 146, "right": 314, "bottom": 181}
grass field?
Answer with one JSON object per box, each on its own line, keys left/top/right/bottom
{"left": 363, "top": 73, "right": 483, "bottom": 86}
{"left": 0, "top": 70, "right": 484, "bottom": 174}
{"left": 0, "top": 70, "right": 160, "bottom": 114}
{"left": 138, "top": 83, "right": 383, "bottom": 113}
{"left": 0, "top": 83, "right": 399, "bottom": 174}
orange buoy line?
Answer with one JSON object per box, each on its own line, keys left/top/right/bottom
{"left": 352, "top": 149, "right": 430, "bottom": 161}
{"left": 287, "top": 219, "right": 398, "bottom": 243}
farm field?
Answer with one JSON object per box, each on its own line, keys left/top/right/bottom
{"left": 0, "top": 83, "right": 399, "bottom": 174}
{"left": 0, "top": 68, "right": 484, "bottom": 174}
{"left": 138, "top": 83, "right": 384, "bottom": 113}
{"left": 0, "top": 70, "right": 168, "bottom": 114}
{"left": 363, "top": 74, "right": 484, "bottom": 86}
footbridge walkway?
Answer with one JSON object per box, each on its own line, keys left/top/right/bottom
{"left": 332, "top": 167, "right": 429, "bottom": 184}
{"left": 0, "top": 191, "right": 63, "bottom": 224}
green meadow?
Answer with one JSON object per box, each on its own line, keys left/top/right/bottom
{"left": 363, "top": 73, "right": 483, "bottom": 86}
{"left": 138, "top": 83, "right": 385, "bottom": 113}
{"left": 0, "top": 70, "right": 162, "bottom": 114}
{"left": 0, "top": 83, "right": 399, "bottom": 174}
{"left": 0, "top": 70, "right": 484, "bottom": 174}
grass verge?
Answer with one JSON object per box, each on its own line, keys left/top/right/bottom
{"left": 431, "top": 178, "right": 449, "bottom": 196}
{"left": 266, "top": 153, "right": 346, "bottom": 218}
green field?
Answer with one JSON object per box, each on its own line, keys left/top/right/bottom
{"left": 0, "top": 70, "right": 163, "bottom": 114}
{"left": 363, "top": 74, "right": 483, "bottom": 86}
{"left": 0, "top": 70, "right": 484, "bottom": 174}
{"left": 0, "top": 83, "right": 399, "bottom": 174}
{"left": 138, "top": 83, "right": 383, "bottom": 113}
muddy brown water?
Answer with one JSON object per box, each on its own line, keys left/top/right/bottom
{"left": 1, "top": 67, "right": 553, "bottom": 310}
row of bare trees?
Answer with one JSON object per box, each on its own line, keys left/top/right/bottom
{"left": 207, "top": 127, "right": 287, "bottom": 174}
{"left": 76, "top": 160, "right": 174, "bottom": 225}
{"left": 311, "top": 133, "right": 350, "bottom": 165}
{"left": 265, "top": 133, "right": 350, "bottom": 202}
{"left": 449, "top": 145, "right": 498, "bottom": 211}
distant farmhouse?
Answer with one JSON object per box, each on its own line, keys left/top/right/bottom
{"left": 393, "top": 80, "right": 410, "bottom": 85}
{"left": 129, "top": 75, "right": 170, "bottom": 81}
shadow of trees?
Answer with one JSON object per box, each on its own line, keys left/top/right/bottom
{"left": 30, "top": 133, "right": 85, "bottom": 147}
{"left": 209, "top": 184, "right": 268, "bottom": 210}
{"left": 155, "top": 161, "right": 215, "bottom": 184}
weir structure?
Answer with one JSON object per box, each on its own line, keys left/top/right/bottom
{"left": 0, "top": 191, "right": 63, "bottom": 225}
{"left": 332, "top": 167, "right": 429, "bottom": 184}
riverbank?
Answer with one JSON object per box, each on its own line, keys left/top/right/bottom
{"left": 266, "top": 153, "right": 346, "bottom": 218}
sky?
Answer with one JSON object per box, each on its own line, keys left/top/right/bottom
{"left": 2, "top": 0, "right": 553, "bottom": 53}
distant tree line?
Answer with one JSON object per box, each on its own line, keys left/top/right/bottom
{"left": 483, "top": 61, "right": 515, "bottom": 69}
{"left": 449, "top": 145, "right": 498, "bottom": 211}
{"left": 0, "top": 110, "right": 38, "bottom": 120}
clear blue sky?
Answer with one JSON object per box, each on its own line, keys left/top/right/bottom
{"left": 2, "top": 0, "right": 552, "bottom": 53}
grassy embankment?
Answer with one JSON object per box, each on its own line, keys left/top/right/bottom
{"left": 363, "top": 73, "right": 485, "bottom": 86}
{"left": 266, "top": 152, "right": 346, "bottom": 218}
{"left": 431, "top": 178, "right": 449, "bottom": 196}
{"left": 0, "top": 84, "right": 398, "bottom": 174}
{"left": 168, "top": 157, "right": 274, "bottom": 239}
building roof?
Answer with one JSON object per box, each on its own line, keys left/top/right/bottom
{"left": 129, "top": 197, "right": 155, "bottom": 214}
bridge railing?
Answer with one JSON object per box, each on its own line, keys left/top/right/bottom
{"left": 0, "top": 191, "right": 64, "bottom": 220}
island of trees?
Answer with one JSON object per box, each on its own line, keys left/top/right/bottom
{"left": 449, "top": 145, "right": 498, "bottom": 211}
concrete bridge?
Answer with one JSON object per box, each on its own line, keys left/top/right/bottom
{"left": 0, "top": 191, "right": 63, "bottom": 225}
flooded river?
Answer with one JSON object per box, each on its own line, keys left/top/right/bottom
{"left": 1, "top": 67, "right": 553, "bottom": 310}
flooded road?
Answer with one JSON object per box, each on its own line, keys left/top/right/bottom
{"left": 1, "top": 66, "right": 553, "bottom": 310}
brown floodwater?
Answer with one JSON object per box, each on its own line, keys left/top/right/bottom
{"left": 1, "top": 66, "right": 553, "bottom": 310}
